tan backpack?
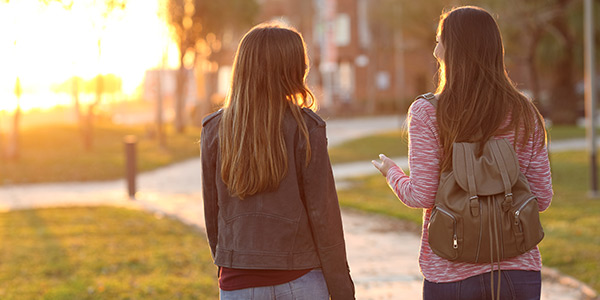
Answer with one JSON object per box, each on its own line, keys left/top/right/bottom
{"left": 421, "top": 93, "right": 545, "bottom": 264}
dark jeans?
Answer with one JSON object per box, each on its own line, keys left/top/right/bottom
{"left": 423, "top": 270, "right": 541, "bottom": 300}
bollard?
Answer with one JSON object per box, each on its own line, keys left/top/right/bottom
{"left": 124, "top": 135, "right": 137, "bottom": 199}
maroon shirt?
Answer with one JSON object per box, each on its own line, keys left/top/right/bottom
{"left": 219, "top": 267, "right": 313, "bottom": 291}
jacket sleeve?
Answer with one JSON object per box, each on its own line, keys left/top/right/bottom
{"left": 300, "top": 124, "right": 355, "bottom": 300}
{"left": 201, "top": 127, "right": 219, "bottom": 259}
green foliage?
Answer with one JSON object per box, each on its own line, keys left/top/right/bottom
{"left": 0, "top": 207, "right": 218, "bottom": 299}
{"left": 370, "top": 0, "right": 446, "bottom": 47}
{"left": 166, "top": 0, "right": 259, "bottom": 52}
{"left": 0, "top": 123, "right": 202, "bottom": 184}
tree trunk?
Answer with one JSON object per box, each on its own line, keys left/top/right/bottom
{"left": 548, "top": 7, "right": 578, "bottom": 125}
{"left": 72, "top": 78, "right": 82, "bottom": 124}
{"left": 83, "top": 75, "right": 103, "bottom": 151}
{"left": 72, "top": 77, "right": 86, "bottom": 149}
{"left": 190, "top": 56, "right": 210, "bottom": 127}
{"left": 7, "top": 78, "right": 21, "bottom": 161}
{"left": 156, "top": 69, "right": 166, "bottom": 149}
{"left": 174, "top": 53, "right": 187, "bottom": 133}
{"left": 204, "top": 66, "right": 215, "bottom": 115}
{"left": 6, "top": 106, "right": 20, "bottom": 161}
{"left": 83, "top": 105, "right": 94, "bottom": 152}
{"left": 525, "top": 27, "right": 544, "bottom": 113}
{"left": 0, "top": 113, "right": 4, "bottom": 159}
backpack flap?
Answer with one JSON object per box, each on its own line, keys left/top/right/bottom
{"left": 452, "top": 139, "right": 520, "bottom": 197}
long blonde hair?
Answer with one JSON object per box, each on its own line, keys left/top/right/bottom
{"left": 219, "top": 23, "right": 316, "bottom": 199}
{"left": 435, "top": 6, "right": 546, "bottom": 172}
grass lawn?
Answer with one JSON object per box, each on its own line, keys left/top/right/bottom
{"left": 0, "top": 121, "right": 594, "bottom": 298}
{"left": 337, "top": 150, "right": 600, "bottom": 293}
{"left": 328, "top": 130, "right": 407, "bottom": 165}
{"left": 0, "top": 121, "right": 584, "bottom": 184}
{"left": 539, "top": 151, "right": 600, "bottom": 292}
{"left": 547, "top": 125, "right": 586, "bottom": 141}
{"left": 0, "top": 206, "right": 218, "bottom": 299}
{"left": 0, "top": 123, "right": 202, "bottom": 184}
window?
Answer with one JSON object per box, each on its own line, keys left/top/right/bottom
{"left": 335, "top": 13, "right": 351, "bottom": 46}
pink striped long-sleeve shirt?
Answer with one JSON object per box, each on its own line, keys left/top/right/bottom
{"left": 386, "top": 98, "right": 553, "bottom": 283}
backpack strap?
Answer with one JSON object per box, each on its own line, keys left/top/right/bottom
{"left": 455, "top": 143, "right": 481, "bottom": 217}
{"left": 490, "top": 141, "right": 515, "bottom": 212}
{"left": 416, "top": 92, "right": 438, "bottom": 108}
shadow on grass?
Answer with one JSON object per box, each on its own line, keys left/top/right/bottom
{"left": 0, "top": 206, "right": 218, "bottom": 299}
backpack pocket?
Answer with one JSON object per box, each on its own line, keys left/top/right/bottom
{"left": 429, "top": 206, "right": 463, "bottom": 260}
{"left": 512, "top": 196, "right": 544, "bottom": 253}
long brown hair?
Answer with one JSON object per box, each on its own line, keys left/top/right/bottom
{"left": 219, "top": 22, "right": 316, "bottom": 199}
{"left": 435, "top": 6, "right": 546, "bottom": 172}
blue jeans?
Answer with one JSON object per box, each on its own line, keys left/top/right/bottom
{"left": 423, "top": 270, "right": 541, "bottom": 300}
{"left": 219, "top": 269, "right": 329, "bottom": 300}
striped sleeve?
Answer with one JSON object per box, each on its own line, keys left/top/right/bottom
{"left": 386, "top": 99, "right": 440, "bottom": 209}
{"left": 524, "top": 121, "right": 553, "bottom": 212}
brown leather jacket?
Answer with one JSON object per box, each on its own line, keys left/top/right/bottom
{"left": 201, "top": 107, "right": 355, "bottom": 299}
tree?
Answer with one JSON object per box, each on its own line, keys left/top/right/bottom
{"left": 484, "top": 0, "right": 580, "bottom": 124}
{"left": 546, "top": 0, "right": 579, "bottom": 124}
{"left": 31, "top": 0, "right": 126, "bottom": 150}
{"left": 369, "top": 0, "right": 455, "bottom": 111}
{"left": 6, "top": 77, "right": 21, "bottom": 161}
{"left": 79, "top": 0, "right": 126, "bottom": 151}
{"left": 165, "top": 0, "right": 258, "bottom": 133}
{"left": 371, "top": 0, "right": 449, "bottom": 48}
{"left": 52, "top": 74, "right": 122, "bottom": 148}
{"left": 374, "top": 0, "right": 584, "bottom": 125}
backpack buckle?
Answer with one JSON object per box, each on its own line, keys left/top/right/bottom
{"left": 469, "top": 195, "right": 479, "bottom": 217}
{"left": 502, "top": 193, "right": 513, "bottom": 212}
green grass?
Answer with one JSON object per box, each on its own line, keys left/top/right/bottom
{"left": 0, "top": 123, "right": 202, "bottom": 184}
{"left": 337, "top": 150, "right": 600, "bottom": 293}
{"left": 547, "top": 125, "right": 586, "bottom": 141}
{"left": 329, "top": 130, "right": 407, "bottom": 165}
{"left": 538, "top": 150, "right": 600, "bottom": 292}
{"left": 338, "top": 175, "right": 422, "bottom": 227}
{"left": 0, "top": 206, "right": 218, "bottom": 299}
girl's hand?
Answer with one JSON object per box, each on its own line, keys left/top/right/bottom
{"left": 371, "top": 154, "right": 396, "bottom": 177}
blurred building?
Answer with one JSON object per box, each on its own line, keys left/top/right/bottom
{"left": 203, "top": 0, "right": 436, "bottom": 116}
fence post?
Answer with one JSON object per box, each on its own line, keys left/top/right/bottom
{"left": 124, "top": 135, "right": 137, "bottom": 199}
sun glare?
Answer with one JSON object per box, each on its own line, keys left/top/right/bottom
{"left": 0, "top": 0, "right": 179, "bottom": 113}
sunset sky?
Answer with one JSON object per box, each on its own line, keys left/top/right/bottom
{"left": 0, "top": 0, "right": 180, "bottom": 112}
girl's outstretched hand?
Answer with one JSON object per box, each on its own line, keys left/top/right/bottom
{"left": 371, "top": 154, "right": 396, "bottom": 177}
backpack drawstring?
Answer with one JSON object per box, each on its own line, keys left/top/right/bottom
{"left": 488, "top": 197, "right": 502, "bottom": 300}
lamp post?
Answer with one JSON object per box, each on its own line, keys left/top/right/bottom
{"left": 584, "top": 0, "right": 598, "bottom": 197}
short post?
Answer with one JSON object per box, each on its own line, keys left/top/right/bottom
{"left": 124, "top": 135, "right": 137, "bottom": 199}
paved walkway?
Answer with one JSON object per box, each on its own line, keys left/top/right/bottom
{"left": 0, "top": 116, "right": 597, "bottom": 300}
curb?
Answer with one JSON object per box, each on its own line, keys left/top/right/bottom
{"left": 542, "top": 267, "right": 599, "bottom": 300}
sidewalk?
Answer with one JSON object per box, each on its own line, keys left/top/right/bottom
{"left": 0, "top": 116, "right": 597, "bottom": 300}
